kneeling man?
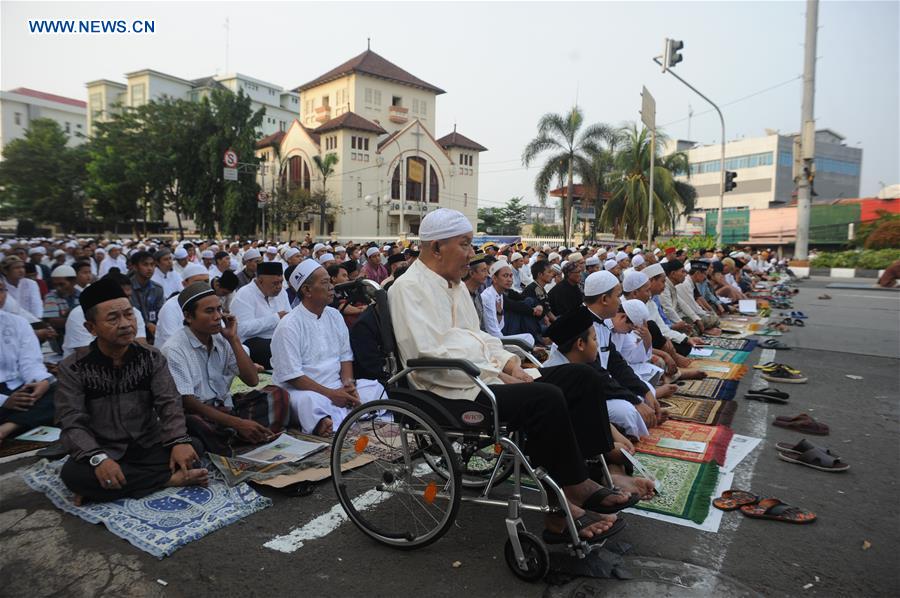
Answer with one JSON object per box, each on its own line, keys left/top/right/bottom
{"left": 56, "top": 278, "right": 206, "bottom": 504}
{"left": 272, "top": 260, "right": 384, "bottom": 436}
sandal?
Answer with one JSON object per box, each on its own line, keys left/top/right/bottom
{"left": 761, "top": 339, "right": 790, "bottom": 350}
{"left": 542, "top": 513, "right": 627, "bottom": 545}
{"left": 778, "top": 447, "right": 849, "bottom": 472}
{"left": 762, "top": 365, "right": 807, "bottom": 384}
{"left": 775, "top": 438, "right": 840, "bottom": 459}
{"left": 772, "top": 415, "right": 829, "bottom": 435}
{"left": 740, "top": 498, "right": 817, "bottom": 523}
{"left": 713, "top": 489, "right": 758, "bottom": 511}
{"left": 745, "top": 389, "right": 790, "bottom": 403}
{"left": 581, "top": 485, "right": 641, "bottom": 514}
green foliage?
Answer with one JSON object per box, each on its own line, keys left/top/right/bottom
{"left": 811, "top": 249, "right": 900, "bottom": 269}
{"left": 532, "top": 221, "right": 564, "bottom": 237}
{"left": 0, "top": 119, "right": 89, "bottom": 231}
{"left": 311, "top": 153, "right": 340, "bottom": 235}
{"left": 477, "top": 197, "right": 527, "bottom": 235}
{"left": 657, "top": 235, "right": 718, "bottom": 252}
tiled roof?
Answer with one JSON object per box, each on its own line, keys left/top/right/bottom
{"left": 191, "top": 76, "right": 227, "bottom": 91}
{"left": 256, "top": 130, "right": 286, "bottom": 149}
{"left": 377, "top": 129, "right": 402, "bottom": 150}
{"left": 315, "top": 111, "right": 386, "bottom": 135}
{"left": 548, "top": 185, "right": 611, "bottom": 202}
{"left": 436, "top": 131, "right": 487, "bottom": 152}
{"left": 294, "top": 50, "right": 445, "bottom": 94}
{"left": 8, "top": 87, "right": 86, "bottom": 108}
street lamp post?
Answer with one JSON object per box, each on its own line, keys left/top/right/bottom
{"left": 365, "top": 194, "right": 382, "bottom": 238}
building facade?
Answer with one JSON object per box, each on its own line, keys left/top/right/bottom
{"left": 0, "top": 87, "right": 87, "bottom": 157}
{"left": 255, "top": 49, "right": 485, "bottom": 240}
{"left": 670, "top": 129, "right": 863, "bottom": 222}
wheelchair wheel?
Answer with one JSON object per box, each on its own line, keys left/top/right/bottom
{"left": 504, "top": 530, "right": 550, "bottom": 582}
{"left": 331, "top": 400, "right": 461, "bottom": 550}
{"left": 418, "top": 436, "right": 515, "bottom": 489}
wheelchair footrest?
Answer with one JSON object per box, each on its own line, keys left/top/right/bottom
{"left": 547, "top": 542, "right": 633, "bottom": 581}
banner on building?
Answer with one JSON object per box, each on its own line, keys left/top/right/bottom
{"left": 407, "top": 160, "right": 425, "bottom": 184}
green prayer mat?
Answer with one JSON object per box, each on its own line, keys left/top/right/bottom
{"left": 702, "top": 348, "right": 750, "bottom": 364}
{"left": 633, "top": 453, "right": 720, "bottom": 524}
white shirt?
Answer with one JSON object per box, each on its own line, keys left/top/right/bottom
{"left": 388, "top": 259, "right": 517, "bottom": 401}
{"left": 208, "top": 265, "right": 225, "bottom": 280}
{"left": 231, "top": 281, "right": 290, "bottom": 340}
{"left": 98, "top": 255, "right": 128, "bottom": 277}
{"left": 62, "top": 304, "right": 146, "bottom": 357}
{"left": 151, "top": 268, "right": 183, "bottom": 299}
{"left": 676, "top": 277, "right": 711, "bottom": 320}
{"left": 229, "top": 254, "right": 242, "bottom": 271}
{"left": 518, "top": 265, "right": 534, "bottom": 289}
{"left": 271, "top": 303, "right": 352, "bottom": 388}
{"left": 1, "top": 293, "right": 39, "bottom": 324}
{"left": 0, "top": 310, "right": 50, "bottom": 407}
{"left": 480, "top": 285, "right": 505, "bottom": 338}
{"left": 3, "top": 276, "right": 42, "bottom": 320}
{"left": 162, "top": 327, "right": 239, "bottom": 408}
{"left": 153, "top": 295, "right": 184, "bottom": 348}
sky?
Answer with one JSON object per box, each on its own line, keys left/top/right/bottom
{"left": 2, "top": 0, "right": 898, "bottom": 209}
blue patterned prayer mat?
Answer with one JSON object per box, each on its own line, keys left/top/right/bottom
{"left": 22, "top": 458, "right": 272, "bottom": 558}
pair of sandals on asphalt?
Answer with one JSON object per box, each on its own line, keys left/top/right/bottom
{"left": 713, "top": 490, "right": 817, "bottom": 524}
{"left": 753, "top": 362, "right": 808, "bottom": 383}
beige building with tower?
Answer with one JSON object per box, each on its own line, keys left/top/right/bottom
{"left": 255, "top": 48, "right": 485, "bottom": 240}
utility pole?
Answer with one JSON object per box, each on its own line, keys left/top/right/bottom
{"left": 641, "top": 86, "right": 656, "bottom": 247}
{"left": 794, "top": 0, "right": 819, "bottom": 259}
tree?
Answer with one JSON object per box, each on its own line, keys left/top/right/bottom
{"left": 532, "top": 221, "right": 564, "bottom": 237}
{"left": 575, "top": 143, "right": 618, "bottom": 240}
{"left": 600, "top": 124, "right": 696, "bottom": 239}
{"left": 312, "top": 153, "right": 339, "bottom": 236}
{"left": 477, "top": 207, "right": 504, "bottom": 234}
{"left": 499, "top": 196, "right": 528, "bottom": 235}
{"left": 522, "top": 107, "right": 616, "bottom": 245}
{"left": 0, "top": 119, "right": 89, "bottom": 231}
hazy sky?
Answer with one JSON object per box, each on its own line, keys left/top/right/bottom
{"left": 3, "top": 1, "right": 898, "bottom": 208}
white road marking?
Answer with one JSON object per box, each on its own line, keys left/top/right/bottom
{"left": 264, "top": 463, "right": 433, "bottom": 553}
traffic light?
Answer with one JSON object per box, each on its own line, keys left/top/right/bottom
{"left": 725, "top": 170, "right": 738, "bottom": 192}
{"left": 663, "top": 38, "right": 684, "bottom": 72}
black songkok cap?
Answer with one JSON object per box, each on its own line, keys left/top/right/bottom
{"left": 387, "top": 253, "right": 406, "bottom": 266}
{"left": 545, "top": 305, "right": 594, "bottom": 347}
{"left": 690, "top": 260, "right": 708, "bottom": 272}
{"left": 257, "top": 261, "right": 283, "bottom": 276}
{"left": 662, "top": 259, "right": 684, "bottom": 274}
{"left": 218, "top": 269, "right": 239, "bottom": 291}
{"left": 340, "top": 260, "right": 358, "bottom": 274}
{"left": 79, "top": 277, "right": 127, "bottom": 312}
{"left": 214, "top": 251, "right": 230, "bottom": 261}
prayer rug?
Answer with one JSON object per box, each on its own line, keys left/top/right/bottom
{"left": 702, "top": 348, "right": 751, "bottom": 364}
{"left": 674, "top": 378, "right": 739, "bottom": 400}
{"left": 636, "top": 420, "right": 734, "bottom": 465}
{"left": 688, "top": 361, "right": 749, "bottom": 381}
{"left": 659, "top": 396, "right": 738, "bottom": 426}
{"left": 633, "top": 453, "right": 720, "bottom": 524}
{"left": 702, "top": 337, "right": 758, "bottom": 352}
{"left": 0, "top": 439, "right": 46, "bottom": 458}
{"left": 22, "top": 458, "right": 272, "bottom": 558}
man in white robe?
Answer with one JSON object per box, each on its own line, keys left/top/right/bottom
{"left": 150, "top": 249, "right": 183, "bottom": 299}
{"left": 271, "top": 260, "right": 383, "bottom": 436}
{"left": 153, "top": 264, "right": 210, "bottom": 348}
{"left": 230, "top": 261, "right": 290, "bottom": 368}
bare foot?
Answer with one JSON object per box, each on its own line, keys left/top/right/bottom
{"left": 564, "top": 479, "right": 631, "bottom": 510}
{"left": 166, "top": 468, "right": 209, "bottom": 488}
{"left": 0, "top": 422, "right": 19, "bottom": 447}
{"left": 314, "top": 417, "right": 334, "bottom": 438}
{"left": 678, "top": 368, "right": 707, "bottom": 380}
{"left": 612, "top": 473, "right": 655, "bottom": 500}
{"left": 72, "top": 494, "right": 83, "bottom": 507}
{"left": 655, "top": 384, "right": 678, "bottom": 399}
{"left": 545, "top": 503, "right": 617, "bottom": 539}
{"left": 657, "top": 408, "right": 671, "bottom": 424}
{"left": 674, "top": 355, "right": 692, "bottom": 368}
{"left": 705, "top": 327, "right": 722, "bottom": 336}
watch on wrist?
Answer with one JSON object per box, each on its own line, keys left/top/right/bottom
{"left": 89, "top": 453, "right": 109, "bottom": 467}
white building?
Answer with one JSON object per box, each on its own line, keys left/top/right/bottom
{"left": 0, "top": 87, "right": 87, "bottom": 156}
{"left": 670, "top": 129, "right": 863, "bottom": 215}
{"left": 86, "top": 70, "right": 298, "bottom": 138}
{"left": 256, "top": 49, "right": 485, "bottom": 240}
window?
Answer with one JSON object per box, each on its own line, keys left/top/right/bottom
{"left": 131, "top": 83, "right": 146, "bottom": 106}
{"left": 365, "top": 88, "right": 373, "bottom": 104}
{"left": 351, "top": 137, "right": 357, "bottom": 150}
{"left": 289, "top": 156, "right": 302, "bottom": 188}
{"left": 392, "top": 96, "right": 402, "bottom": 107}
{"left": 322, "top": 95, "right": 330, "bottom": 107}
{"left": 269, "top": 88, "right": 276, "bottom": 96}
{"left": 464, "top": 193, "right": 468, "bottom": 207}
{"left": 305, "top": 100, "right": 313, "bottom": 116}
{"left": 357, "top": 182, "right": 363, "bottom": 198}
{"left": 421, "top": 101, "right": 427, "bottom": 116}
{"left": 412, "top": 99, "right": 420, "bottom": 113}
{"left": 406, "top": 157, "right": 426, "bottom": 202}
{"left": 279, "top": 120, "right": 286, "bottom": 131}
{"left": 364, "top": 137, "right": 369, "bottom": 151}
{"left": 391, "top": 165, "right": 401, "bottom": 199}
{"left": 65, "top": 122, "right": 71, "bottom": 133}
{"left": 303, "top": 161, "right": 311, "bottom": 191}
{"left": 89, "top": 93, "right": 102, "bottom": 118}
{"left": 76, "top": 123, "right": 83, "bottom": 129}
{"left": 14, "top": 112, "right": 21, "bottom": 126}
{"left": 374, "top": 90, "right": 382, "bottom": 106}
{"left": 429, "top": 166, "right": 439, "bottom": 203}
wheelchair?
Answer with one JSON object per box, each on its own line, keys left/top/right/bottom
{"left": 330, "top": 279, "right": 617, "bottom": 581}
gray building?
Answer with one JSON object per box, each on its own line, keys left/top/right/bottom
{"left": 525, "top": 205, "right": 560, "bottom": 225}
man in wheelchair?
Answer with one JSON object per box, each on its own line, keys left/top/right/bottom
{"left": 388, "top": 208, "right": 654, "bottom": 543}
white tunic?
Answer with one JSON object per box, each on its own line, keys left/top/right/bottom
{"left": 98, "top": 255, "right": 128, "bottom": 277}
{"left": 0, "top": 310, "right": 50, "bottom": 407}
{"left": 611, "top": 330, "right": 664, "bottom": 386}
{"left": 151, "top": 268, "right": 183, "bottom": 299}
{"left": 153, "top": 295, "right": 183, "bottom": 348}
{"left": 480, "top": 285, "right": 505, "bottom": 338}
{"left": 62, "top": 305, "right": 146, "bottom": 357}
{"left": 231, "top": 281, "right": 290, "bottom": 340}
{"left": 3, "top": 277, "right": 42, "bottom": 320}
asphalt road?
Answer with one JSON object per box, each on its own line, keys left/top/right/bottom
{"left": 1, "top": 277, "right": 897, "bottom": 597}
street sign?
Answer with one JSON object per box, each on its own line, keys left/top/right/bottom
{"left": 223, "top": 167, "right": 238, "bottom": 181}
{"left": 640, "top": 86, "right": 656, "bottom": 129}
{"left": 257, "top": 191, "right": 269, "bottom": 203}
{"left": 223, "top": 149, "right": 239, "bottom": 168}
{"left": 257, "top": 201, "right": 267, "bottom": 209}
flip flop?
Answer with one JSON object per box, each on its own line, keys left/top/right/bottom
{"left": 775, "top": 438, "right": 840, "bottom": 459}
{"left": 774, "top": 413, "right": 812, "bottom": 423}
{"left": 772, "top": 416, "right": 829, "bottom": 435}
{"left": 761, "top": 339, "right": 790, "bottom": 349}
{"left": 542, "top": 513, "right": 627, "bottom": 545}
{"left": 790, "top": 311, "right": 809, "bottom": 319}
{"left": 754, "top": 362, "right": 802, "bottom": 374}
{"left": 762, "top": 365, "right": 808, "bottom": 384}
{"left": 778, "top": 447, "right": 849, "bottom": 472}
{"left": 745, "top": 390, "right": 790, "bottom": 404}
{"left": 751, "top": 388, "right": 790, "bottom": 401}
{"left": 713, "top": 489, "right": 758, "bottom": 511}
{"left": 740, "top": 498, "right": 817, "bottom": 523}
{"left": 581, "top": 485, "right": 641, "bottom": 514}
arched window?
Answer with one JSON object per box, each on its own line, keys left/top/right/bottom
{"left": 429, "top": 166, "right": 439, "bottom": 203}
{"left": 391, "top": 165, "right": 401, "bottom": 199}
{"left": 303, "top": 161, "right": 311, "bottom": 191}
{"left": 406, "top": 157, "right": 426, "bottom": 202}
{"left": 289, "top": 156, "right": 302, "bottom": 188}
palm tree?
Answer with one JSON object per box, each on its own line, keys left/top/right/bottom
{"left": 600, "top": 124, "right": 695, "bottom": 240}
{"left": 575, "top": 142, "right": 619, "bottom": 241}
{"left": 312, "top": 153, "right": 339, "bottom": 236}
{"left": 522, "top": 107, "right": 616, "bottom": 244}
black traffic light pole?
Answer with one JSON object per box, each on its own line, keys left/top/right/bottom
{"left": 655, "top": 45, "right": 727, "bottom": 248}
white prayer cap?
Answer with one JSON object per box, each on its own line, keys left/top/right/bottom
{"left": 489, "top": 260, "right": 512, "bottom": 277}
{"left": 50, "top": 265, "right": 76, "bottom": 278}
{"left": 551, "top": 264, "right": 562, "bottom": 273}
{"left": 606, "top": 251, "right": 615, "bottom": 259}
{"left": 28, "top": 247, "right": 46, "bottom": 255}
{"left": 108, "top": 243, "right": 121, "bottom": 250}
{"left": 510, "top": 252, "right": 523, "bottom": 262}
{"left": 632, "top": 248, "right": 643, "bottom": 255}
{"left": 201, "top": 249, "right": 215, "bottom": 259}
{"left": 284, "top": 247, "right": 300, "bottom": 260}
{"left": 366, "top": 247, "right": 380, "bottom": 258}
{"left": 604, "top": 259, "right": 618, "bottom": 271}
{"left": 242, "top": 248, "right": 261, "bottom": 261}
{"left": 497, "top": 255, "right": 509, "bottom": 262}
{"left": 94, "top": 248, "right": 106, "bottom": 255}
{"left": 622, "top": 269, "right": 650, "bottom": 293}
{"left": 419, "top": 208, "right": 473, "bottom": 241}
{"left": 643, "top": 263, "right": 664, "bottom": 278}
{"left": 289, "top": 258, "right": 323, "bottom": 291}
{"left": 567, "top": 252, "right": 584, "bottom": 263}
{"left": 632, "top": 254, "right": 646, "bottom": 268}
{"left": 313, "top": 243, "right": 326, "bottom": 252}
{"left": 53, "top": 249, "right": 66, "bottom": 257}
{"left": 181, "top": 263, "right": 210, "bottom": 280}
{"left": 334, "top": 246, "right": 346, "bottom": 253}
{"left": 615, "top": 251, "right": 629, "bottom": 262}
{"left": 660, "top": 257, "right": 669, "bottom": 264}
{"left": 622, "top": 299, "right": 649, "bottom": 326}
{"left": 266, "top": 246, "right": 278, "bottom": 255}
{"left": 653, "top": 248, "right": 661, "bottom": 255}
{"left": 685, "top": 261, "right": 692, "bottom": 272}
{"left": 548, "top": 252, "right": 561, "bottom": 262}
{"left": 318, "top": 253, "right": 335, "bottom": 264}
{"left": 542, "top": 244, "right": 551, "bottom": 251}
{"left": 585, "top": 256, "right": 601, "bottom": 267}
{"left": 584, "top": 271, "right": 619, "bottom": 297}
